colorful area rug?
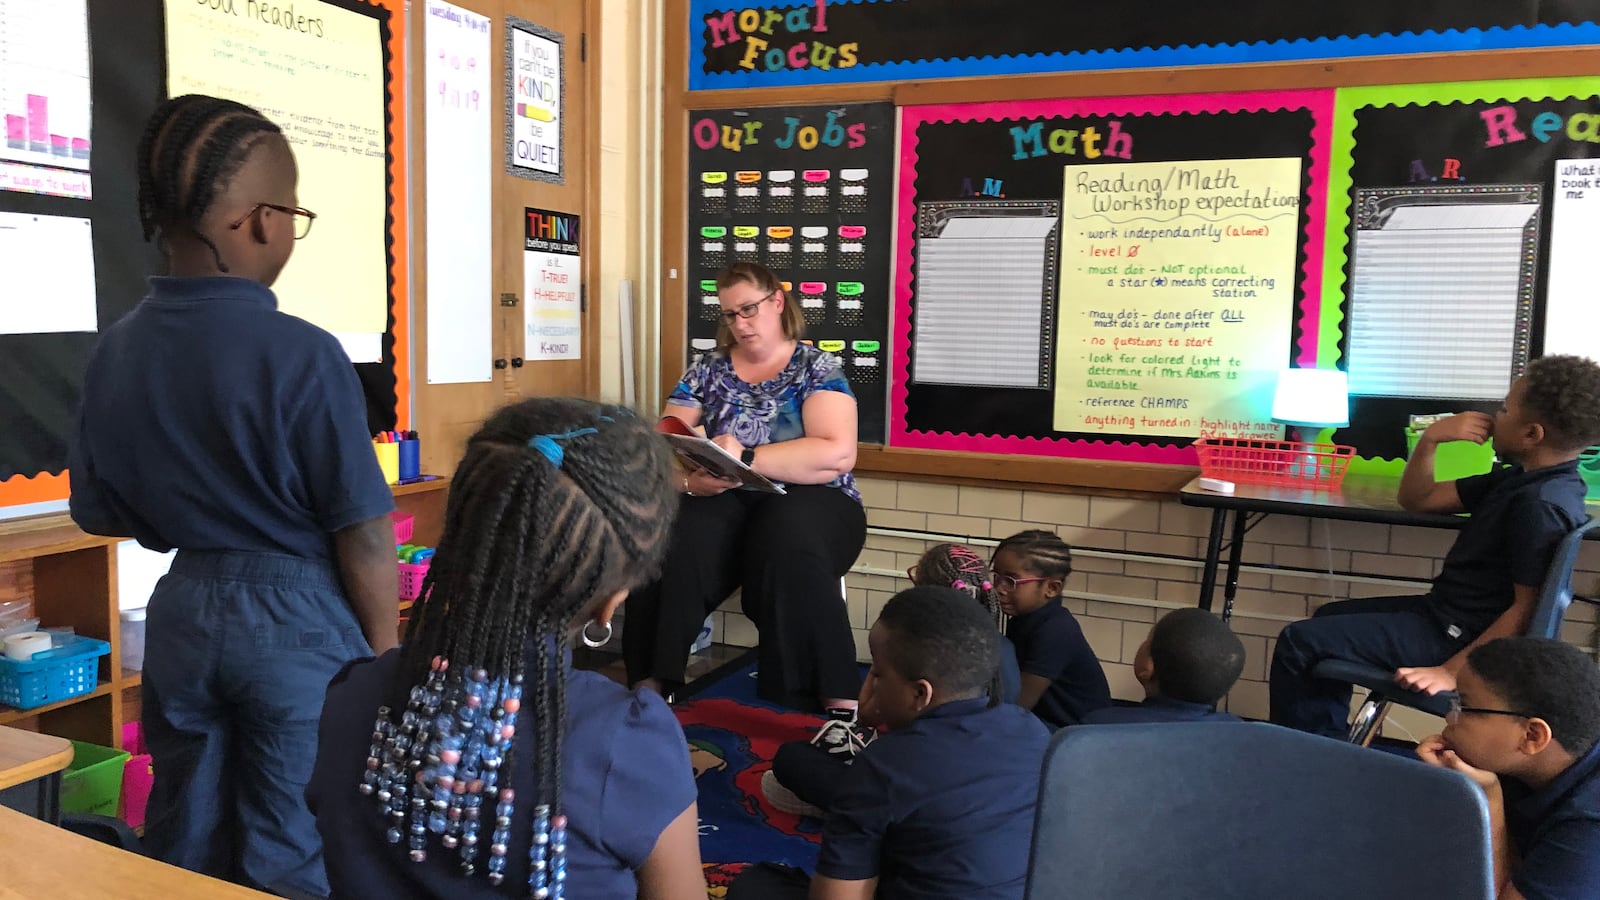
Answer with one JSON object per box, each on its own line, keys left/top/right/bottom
{"left": 673, "top": 660, "right": 828, "bottom": 895}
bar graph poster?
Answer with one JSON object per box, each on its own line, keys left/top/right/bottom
{"left": 0, "top": 0, "right": 93, "bottom": 199}
{"left": 1321, "top": 77, "right": 1600, "bottom": 463}
{"left": 894, "top": 91, "right": 1332, "bottom": 464}
{"left": 166, "top": 0, "right": 390, "bottom": 345}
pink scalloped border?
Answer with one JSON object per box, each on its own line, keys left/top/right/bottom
{"left": 891, "top": 89, "right": 1335, "bottom": 463}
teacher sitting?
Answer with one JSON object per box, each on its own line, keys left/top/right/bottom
{"left": 623, "top": 261, "right": 866, "bottom": 717}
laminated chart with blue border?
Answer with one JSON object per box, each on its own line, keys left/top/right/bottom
{"left": 688, "top": 0, "right": 1600, "bottom": 91}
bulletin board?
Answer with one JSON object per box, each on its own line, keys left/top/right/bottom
{"left": 893, "top": 91, "right": 1331, "bottom": 464}
{"left": 684, "top": 101, "right": 895, "bottom": 443}
{"left": 660, "top": 1, "right": 1600, "bottom": 491}
{"left": 1322, "top": 76, "right": 1600, "bottom": 467}
{"left": 688, "top": 0, "right": 1600, "bottom": 90}
{"left": 0, "top": 0, "right": 409, "bottom": 508}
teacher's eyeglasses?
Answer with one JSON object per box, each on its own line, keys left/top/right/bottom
{"left": 718, "top": 290, "right": 778, "bottom": 324}
{"left": 1446, "top": 695, "right": 1536, "bottom": 724}
{"left": 229, "top": 203, "right": 318, "bottom": 240}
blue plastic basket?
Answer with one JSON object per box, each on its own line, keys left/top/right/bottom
{"left": 0, "top": 635, "right": 111, "bottom": 710}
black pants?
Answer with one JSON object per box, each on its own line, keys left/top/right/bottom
{"left": 622, "top": 484, "right": 866, "bottom": 710}
{"left": 727, "top": 863, "right": 812, "bottom": 899}
{"left": 1268, "top": 594, "right": 1468, "bottom": 738}
{"left": 772, "top": 740, "right": 850, "bottom": 811}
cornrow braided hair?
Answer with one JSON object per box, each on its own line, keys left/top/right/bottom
{"left": 136, "top": 94, "right": 283, "bottom": 272}
{"left": 995, "top": 529, "right": 1074, "bottom": 580}
{"left": 360, "top": 398, "right": 677, "bottom": 898}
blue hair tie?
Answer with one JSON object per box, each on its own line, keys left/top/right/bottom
{"left": 527, "top": 427, "right": 599, "bottom": 468}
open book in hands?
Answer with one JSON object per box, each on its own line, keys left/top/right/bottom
{"left": 657, "top": 416, "right": 786, "bottom": 494}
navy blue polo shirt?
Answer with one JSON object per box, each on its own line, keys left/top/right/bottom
{"left": 1502, "top": 739, "right": 1600, "bottom": 899}
{"left": 1430, "top": 461, "right": 1587, "bottom": 635}
{"left": 996, "top": 640, "right": 1022, "bottom": 706}
{"left": 816, "top": 698, "right": 1049, "bottom": 899}
{"left": 68, "top": 276, "right": 393, "bottom": 561}
{"left": 1005, "top": 601, "right": 1112, "bottom": 728}
{"left": 1079, "top": 695, "right": 1241, "bottom": 725}
{"left": 308, "top": 645, "right": 697, "bottom": 899}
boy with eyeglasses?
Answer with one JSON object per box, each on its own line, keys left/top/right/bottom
{"left": 1417, "top": 637, "right": 1600, "bottom": 900}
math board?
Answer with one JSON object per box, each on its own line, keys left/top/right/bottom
{"left": 688, "top": 0, "right": 1600, "bottom": 90}
{"left": 0, "top": 0, "right": 406, "bottom": 507}
{"left": 893, "top": 91, "right": 1331, "bottom": 465}
{"left": 685, "top": 101, "right": 895, "bottom": 444}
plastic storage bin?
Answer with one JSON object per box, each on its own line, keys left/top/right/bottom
{"left": 0, "top": 634, "right": 111, "bottom": 710}
{"left": 1193, "top": 438, "right": 1355, "bottom": 488}
{"left": 399, "top": 560, "right": 431, "bottom": 602}
{"left": 60, "top": 740, "right": 131, "bottom": 817}
{"left": 120, "top": 721, "right": 154, "bottom": 829}
{"left": 120, "top": 608, "right": 146, "bottom": 672}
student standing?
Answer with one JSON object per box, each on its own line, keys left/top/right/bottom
{"left": 68, "top": 95, "right": 399, "bottom": 895}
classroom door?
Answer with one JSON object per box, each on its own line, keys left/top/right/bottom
{"left": 412, "top": 0, "right": 592, "bottom": 475}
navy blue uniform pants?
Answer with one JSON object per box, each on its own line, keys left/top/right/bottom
{"left": 622, "top": 484, "right": 866, "bottom": 711}
{"left": 142, "top": 551, "right": 370, "bottom": 896}
{"left": 1268, "top": 594, "right": 1468, "bottom": 739}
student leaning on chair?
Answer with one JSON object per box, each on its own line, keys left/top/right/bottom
{"left": 1269, "top": 355, "right": 1600, "bottom": 739}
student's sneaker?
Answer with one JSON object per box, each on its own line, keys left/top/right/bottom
{"left": 761, "top": 769, "right": 825, "bottom": 818}
{"left": 810, "top": 712, "right": 874, "bottom": 758}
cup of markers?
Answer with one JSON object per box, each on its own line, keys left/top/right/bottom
{"left": 373, "top": 430, "right": 421, "bottom": 483}
{"left": 397, "top": 543, "right": 434, "bottom": 602}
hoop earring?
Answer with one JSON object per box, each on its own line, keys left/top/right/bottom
{"left": 580, "top": 620, "right": 613, "bottom": 648}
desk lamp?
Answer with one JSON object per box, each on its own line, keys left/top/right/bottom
{"left": 1272, "top": 368, "right": 1350, "bottom": 478}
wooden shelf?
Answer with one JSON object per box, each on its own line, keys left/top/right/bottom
{"left": 391, "top": 477, "right": 449, "bottom": 498}
{"left": 119, "top": 670, "right": 141, "bottom": 690}
{"left": 0, "top": 682, "right": 113, "bottom": 726}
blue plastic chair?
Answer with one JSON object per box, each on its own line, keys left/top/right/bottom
{"left": 1025, "top": 722, "right": 1493, "bottom": 900}
{"left": 1313, "top": 516, "right": 1597, "bottom": 745}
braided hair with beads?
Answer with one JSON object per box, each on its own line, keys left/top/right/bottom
{"left": 360, "top": 398, "right": 678, "bottom": 898}
{"left": 911, "top": 543, "right": 997, "bottom": 620}
{"left": 135, "top": 94, "right": 284, "bottom": 272}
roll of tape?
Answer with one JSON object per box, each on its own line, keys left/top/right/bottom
{"left": 4, "top": 631, "right": 52, "bottom": 662}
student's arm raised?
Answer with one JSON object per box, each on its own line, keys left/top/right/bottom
{"left": 1398, "top": 413, "right": 1489, "bottom": 513}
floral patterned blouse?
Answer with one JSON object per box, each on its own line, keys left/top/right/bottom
{"left": 669, "top": 343, "right": 860, "bottom": 502}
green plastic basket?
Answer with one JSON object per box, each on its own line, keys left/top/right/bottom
{"left": 60, "top": 740, "right": 131, "bottom": 817}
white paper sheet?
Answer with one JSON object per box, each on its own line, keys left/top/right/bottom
{"left": 0, "top": 211, "right": 96, "bottom": 334}
{"left": 1546, "top": 160, "right": 1600, "bottom": 361}
{"left": 424, "top": 0, "right": 492, "bottom": 383}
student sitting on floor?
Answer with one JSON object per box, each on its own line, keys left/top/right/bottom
{"left": 994, "top": 529, "right": 1112, "bottom": 728}
{"left": 1415, "top": 637, "right": 1600, "bottom": 900}
{"left": 306, "top": 398, "right": 706, "bottom": 900}
{"left": 761, "top": 542, "right": 1021, "bottom": 817}
{"left": 1270, "top": 355, "right": 1600, "bottom": 739}
{"left": 732, "top": 586, "right": 1049, "bottom": 900}
{"left": 1081, "top": 608, "right": 1246, "bottom": 725}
